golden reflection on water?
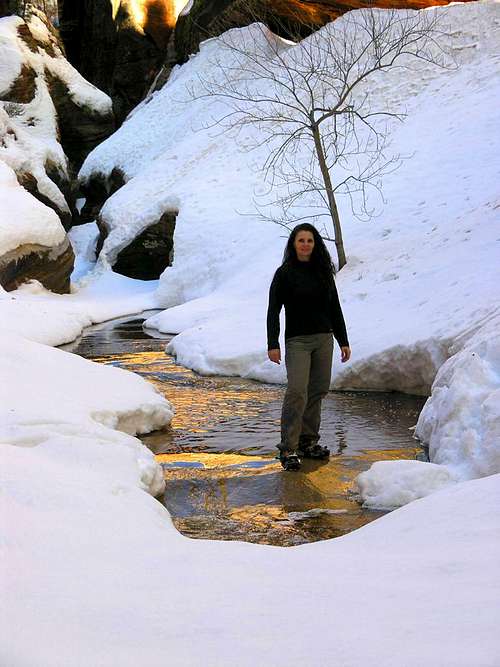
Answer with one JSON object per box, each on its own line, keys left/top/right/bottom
{"left": 94, "top": 351, "right": 281, "bottom": 434}
{"left": 157, "top": 447, "right": 416, "bottom": 546}
{"left": 93, "top": 348, "right": 422, "bottom": 546}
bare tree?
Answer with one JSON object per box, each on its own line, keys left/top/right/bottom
{"left": 187, "top": 6, "right": 451, "bottom": 269}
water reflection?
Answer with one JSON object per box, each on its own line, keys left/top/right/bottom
{"left": 70, "top": 314, "right": 426, "bottom": 546}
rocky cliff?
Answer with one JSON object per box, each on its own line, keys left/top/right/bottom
{"left": 58, "top": 0, "right": 178, "bottom": 123}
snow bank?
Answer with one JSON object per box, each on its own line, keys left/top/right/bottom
{"left": 355, "top": 460, "right": 457, "bottom": 510}
{"left": 0, "top": 159, "right": 65, "bottom": 254}
{"left": 358, "top": 311, "right": 500, "bottom": 509}
{"left": 415, "top": 311, "right": 500, "bottom": 479}
{"left": 1, "top": 331, "right": 172, "bottom": 435}
{"left": 0, "top": 270, "right": 160, "bottom": 346}
{"left": 0, "top": 331, "right": 173, "bottom": 495}
{"left": 2, "top": 448, "right": 499, "bottom": 666}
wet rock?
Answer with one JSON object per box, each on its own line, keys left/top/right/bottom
{"left": 0, "top": 236, "right": 74, "bottom": 293}
{"left": 112, "top": 211, "right": 177, "bottom": 280}
{"left": 0, "top": 0, "right": 58, "bottom": 23}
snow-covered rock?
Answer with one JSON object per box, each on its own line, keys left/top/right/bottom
{"left": 0, "top": 11, "right": 114, "bottom": 291}
{"left": 0, "top": 159, "right": 73, "bottom": 291}
{"left": 0, "top": 11, "right": 113, "bottom": 215}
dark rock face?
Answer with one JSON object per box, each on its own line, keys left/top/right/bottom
{"left": 174, "top": 0, "right": 478, "bottom": 62}
{"left": 0, "top": 0, "right": 58, "bottom": 22}
{"left": 0, "top": 236, "right": 74, "bottom": 293}
{"left": 44, "top": 69, "right": 115, "bottom": 173}
{"left": 80, "top": 167, "right": 126, "bottom": 228}
{"left": 112, "top": 212, "right": 177, "bottom": 280}
{"left": 58, "top": 0, "right": 177, "bottom": 124}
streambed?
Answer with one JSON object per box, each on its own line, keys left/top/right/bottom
{"left": 67, "top": 313, "right": 427, "bottom": 546}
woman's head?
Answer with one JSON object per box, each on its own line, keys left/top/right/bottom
{"left": 282, "top": 223, "right": 335, "bottom": 278}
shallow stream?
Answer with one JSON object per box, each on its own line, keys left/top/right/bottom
{"left": 68, "top": 313, "right": 427, "bottom": 547}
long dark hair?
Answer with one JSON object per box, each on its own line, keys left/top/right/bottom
{"left": 281, "top": 223, "right": 336, "bottom": 288}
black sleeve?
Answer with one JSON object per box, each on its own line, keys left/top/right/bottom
{"left": 330, "top": 280, "right": 349, "bottom": 348}
{"left": 267, "top": 268, "right": 284, "bottom": 350}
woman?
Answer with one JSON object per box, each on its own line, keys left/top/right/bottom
{"left": 267, "top": 223, "right": 351, "bottom": 471}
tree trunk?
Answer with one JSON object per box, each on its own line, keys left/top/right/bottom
{"left": 311, "top": 122, "right": 347, "bottom": 270}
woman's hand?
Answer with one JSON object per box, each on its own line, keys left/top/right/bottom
{"left": 268, "top": 348, "right": 281, "bottom": 364}
{"left": 341, "top": 346, "right": 351, "bottom": 363}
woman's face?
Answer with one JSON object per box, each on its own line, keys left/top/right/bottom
{"left": 293, "top": 231, "right": 315, "bottom": 261}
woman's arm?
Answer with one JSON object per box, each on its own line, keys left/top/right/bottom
{"left": 267, "top": 269, "right": 284, "bottom": 356}
{"left": 330, "top": 280, "right": 349, "bottom": 350}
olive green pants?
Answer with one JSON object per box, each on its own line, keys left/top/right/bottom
{"left": 280, "top": 333, "right": 333, "bottom": 453}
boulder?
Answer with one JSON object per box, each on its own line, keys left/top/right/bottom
{"left": 0, "top": 159, "right": 74, "bottom": 293}
{"left": 0, "top": 236, "right": 74, "bottom": 293}
{"left": 112, "top": 211, "right": 177, "bottom": 280}
{"left": 93, "top": 208, "right": 176, "bottom": 281}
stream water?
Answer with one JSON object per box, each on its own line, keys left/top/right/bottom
{"left": 67, "top": 313, "right": 427, "bottom": 547}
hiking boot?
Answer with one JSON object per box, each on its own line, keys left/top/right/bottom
{"left": 297, "top": 441, "right": 330, "bottom": 459}
{"left": 279, "top": 451, "right": 301, "bottom": 471}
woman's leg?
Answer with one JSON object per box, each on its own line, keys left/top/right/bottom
{"left": 280, "top": 336, "right": 312, "bottom": 453}
{"left": 299, "top": 334, "right": 333, "bottom": 447}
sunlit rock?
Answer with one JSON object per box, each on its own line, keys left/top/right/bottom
{"left": 58, "top": 0, "right": 179, "bottom": 123}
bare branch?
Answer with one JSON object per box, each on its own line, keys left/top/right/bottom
{"left": 183, "top": 4, "right": 453, "bottom": 269}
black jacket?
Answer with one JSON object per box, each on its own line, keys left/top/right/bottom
{"left": 266, "top": 261, "right": 349, "bottom": 350}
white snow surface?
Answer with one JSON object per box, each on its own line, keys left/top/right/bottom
{"left": 0, "top": 271, "right": 159, "bottom": 346}
{"left": 415, "top": 310, "right": 500, "bottom": 480}
{"left": 0, "top": 276, "right": 173, "bottom": 499}
{"left": 68, "top": 220, "right": 99, "bottom": 281}
{"left": 359, "top": 309, "right": 500, "bottom": 509}
{"left": 2, "top": 457, "right": 499, "bottom": 666}
{"left": 0, "top": 159, "right": 65, "bottom": 254}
